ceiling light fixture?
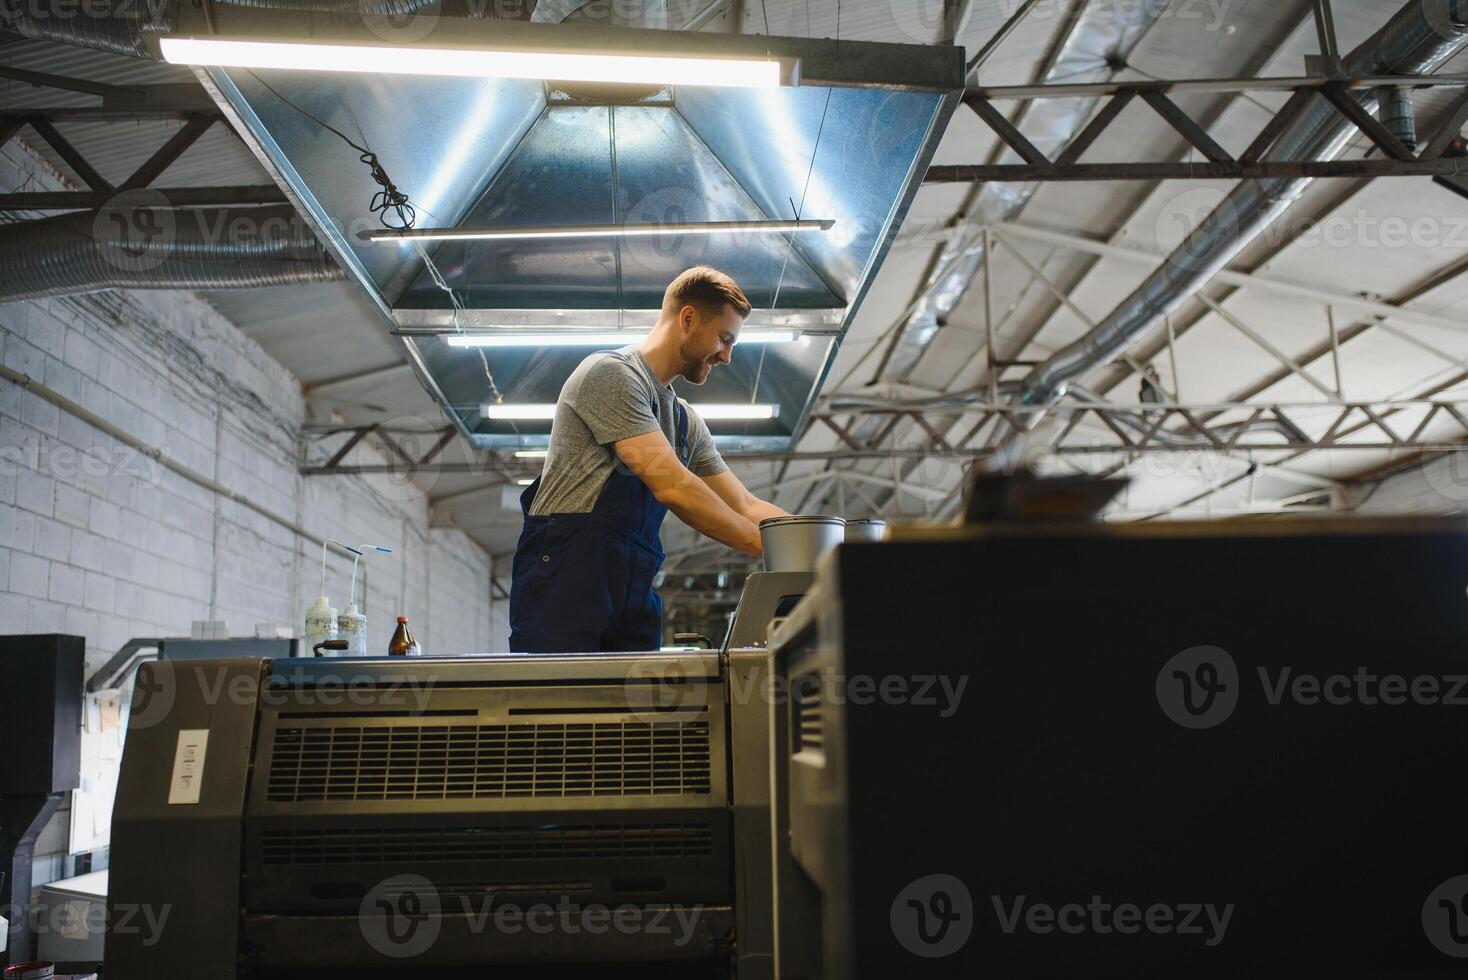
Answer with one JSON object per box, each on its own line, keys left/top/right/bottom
{"left": 484, "top": 404, "right": 778, "bottom": 421}
{"left": 158, "top": 37, "right": 786, "bottom": 88}
{"left": 447, "top": 330, "right": 797, "bottom": 348}
{"left": 513, "top": 450, "right": 549, "bottom": 458}
{"left": 362, "top": 219, "right": 834, "bottom": 243}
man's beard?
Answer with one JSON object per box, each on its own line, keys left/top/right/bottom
{"left": 678, "top": 343, "right": 714, "bottom": 384}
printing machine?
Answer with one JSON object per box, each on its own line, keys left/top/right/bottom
{"left": 105, "top": 568, "right": 810, "bottom": 979}
{"left": 766, "top": 517, "right": 1468, "bottom": 978}
{"left": 106, "top": 514, "right": 1468, "bottom": 977}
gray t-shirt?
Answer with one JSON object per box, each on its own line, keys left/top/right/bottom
{"left": 527, "top": 347, "right": 728, "bottom": 516}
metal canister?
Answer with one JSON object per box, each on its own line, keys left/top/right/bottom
{"left": 844, "top": 519, "right": 888, "bottom": 543}
{"left": 5, "top": 963, "right": 56, "bottom": 980}
{"left": 759, "top": 516, "right": 846, "bottom": 573}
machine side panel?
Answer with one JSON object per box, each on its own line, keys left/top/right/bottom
{"left": 106, "top": 658, "right": 265, "bottom": 980}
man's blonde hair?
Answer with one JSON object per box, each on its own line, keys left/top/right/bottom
{"left": 663, "top": 266, "right": 752, "bottom": 319}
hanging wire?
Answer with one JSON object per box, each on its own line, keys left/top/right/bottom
{"left": 246, "top": 71, "right": 507, "bottom": 425}
{"left": 414, "top": 240, "right": 507, "bottom": 409}
{"left": 752, "top": 85, "right": 835, "bottom": 410}
{"left": 246, "top": 72, "right": 415, "bottom": 231}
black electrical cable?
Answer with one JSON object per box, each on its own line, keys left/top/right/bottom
{"left": 245, "top": 72, "right": 416, "bottom": 231}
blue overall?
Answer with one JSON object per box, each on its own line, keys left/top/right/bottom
{"left": 509, "top": 385, "right": 690, "bottom": 653}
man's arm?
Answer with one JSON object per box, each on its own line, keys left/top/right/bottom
{"left": 614, "top": 431, "right": 762, "bottom": 555}
{"left": 701, "top": 469, "right": 789, "bottom": 526}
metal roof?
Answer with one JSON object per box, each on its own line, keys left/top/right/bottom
{"left": 7, "top": 0, "right": 1468, "bottom": 576}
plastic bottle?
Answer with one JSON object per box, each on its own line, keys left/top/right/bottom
{"left": 304, "top": 594, "right": 338, "bottom": 653}
{"left": 388, "top": 616, "right": 418, "bottom": 657}
{"left": 338, "top": 601, "right": 367, "bottom": 657}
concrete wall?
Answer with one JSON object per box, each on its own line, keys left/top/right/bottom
{"left": 1, "top": 141, "right": 493, "bottom": 887}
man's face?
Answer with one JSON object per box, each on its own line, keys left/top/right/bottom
{"left": 676, "top": 303, "right": 744, "bottom": 384}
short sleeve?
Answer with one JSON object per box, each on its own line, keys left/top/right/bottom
{"left": 684, "top": 405, "right": 729, "bottom": 477}
{"left": 566, "top": 354, "right": 662, "bottom": 446}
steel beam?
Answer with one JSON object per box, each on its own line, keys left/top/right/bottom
{"left": 0, "top": 65, "right": 144, "bottom": 101}
{"left": 927, "top": 157, "right": 1468, "bottom": 182}
{"left": 119, "top": 115, "right": 214, "bottom": 191}
{"left": 990, "top": 221, "right": 1468, "bottom": 336}
{"left": 0, "top": 185, "right": 288, "bottom": 210}
{"left": 968, "top": 73, "right": 1468, "bottom": 100}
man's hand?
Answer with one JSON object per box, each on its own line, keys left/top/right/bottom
{"left": 614, "top": 431, "right": 762, "bottom": 555}
{"left": 701, "top": 469, "right": 790, "bottom": 526}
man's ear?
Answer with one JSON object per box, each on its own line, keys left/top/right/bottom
{"left": 679, "top": 304, "right": 698, "bottom": 333}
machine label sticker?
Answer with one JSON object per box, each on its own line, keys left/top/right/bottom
{"left": 167, "top": 729, "right": 209, "bottom": 805}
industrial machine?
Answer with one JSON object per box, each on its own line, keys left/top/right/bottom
{"left": 104, "top": 571, "right": 810, "bottom": 979}
{"left": 106, "top": 515, "right": 1468, "bottom": 977}
{"left": 0, "top": 634, "right": 83, "bottom": 970}
{"left": 767, "top": 518, "right": 1468, "bottom": 977}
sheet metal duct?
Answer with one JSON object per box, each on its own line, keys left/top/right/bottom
{"left": 177, "top": 7, "right": 963, "bottom": 453}
{"left": 0, "top": 206, "right": 342, "bottom": 302}
{"left": 1015, "top": 0, "right": 1468, "bottom": 409}
{"left": 872, "top": 0, "right": 1168, "bottom": 386}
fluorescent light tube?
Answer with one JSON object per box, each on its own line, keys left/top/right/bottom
{"left": 159, "top": 37, "right": 783, "bottom": 88}
{"left": 516, "top": 478, "right": 536, "bottom": 485}
{"left": 447, "top": 330, "right": 796, "bottom": 348}
{"left": 514, "top": 450, "right": 549, "bottom": 458}
{"left": 691, "top": 404, "right": 780, "bottom": 420}
{"left": 485, "top": 404, "right": 778, "bottom": 421}
{"left": 364, "top": 220, "right": 834, "bottom": 242}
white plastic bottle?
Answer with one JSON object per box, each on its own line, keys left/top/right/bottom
{"left": 304, "top": 594, "right": 338, "bottom": 655}
{"left": 337, "top": 601, "right": 367, "bottom": 657}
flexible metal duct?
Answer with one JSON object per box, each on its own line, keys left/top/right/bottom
{"left": 826, "top": 383, "right": 1304, "bottom": 449}
{"left": 1016, "top": 0, "right": 1468, "bottom": 408}
{"left": 874, "top": 0, "right": 1169, "bottom": 385}
{"left": 0, "top": 0, "right": 480, "bottom": 57}
{"left": 0, "top": 206, "right": 343, "bottom": 302}
{"left": 0, "top": 0, "right": 172, "bottom": 58}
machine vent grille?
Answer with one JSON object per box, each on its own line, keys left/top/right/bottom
{"left": 265, "top": 721, "right": 712, "bottom": 802}
{"left": 794, "top": 679, "right": 824, "bottom": 754}
{"left": 260, "top": 823, "right": 714, "bottom": 866}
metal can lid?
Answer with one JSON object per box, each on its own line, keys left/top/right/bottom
{"left": 759, "top": 515, "right": 846, "bottom": 528}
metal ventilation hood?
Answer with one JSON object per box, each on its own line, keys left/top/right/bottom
{"left": 183, "top": 10, "right": 963, "bottom": 451}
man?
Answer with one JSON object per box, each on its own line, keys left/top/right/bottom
{"left": 509, "top": 267, "right": 789, "bottom": 653}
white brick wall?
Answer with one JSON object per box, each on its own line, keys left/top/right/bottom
{"left": 2, "top": 135, "right": 495, "bottom": 881}
{"left": 0, "top": 289, "right": 493, "bottom": 665}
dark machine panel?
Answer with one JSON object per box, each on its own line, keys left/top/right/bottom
{"left": 770, "top": 519, "right": 1468, "bottom": 978}
{"left": 109, "top": 653, "right": 734, "bottom": 977}
{"left": 1, "top": 634, "right": 84, "bottom": 966}
{"left": 0, "top": 634, "right": 83, "bottom": 795}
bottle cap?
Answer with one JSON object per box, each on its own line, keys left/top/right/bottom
{"left": 397, "top": 616, "right": 407, "bottom": 623}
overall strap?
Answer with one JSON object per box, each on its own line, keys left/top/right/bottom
{"left": 676, "top": 401, "right": 690, "bottom": 465}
